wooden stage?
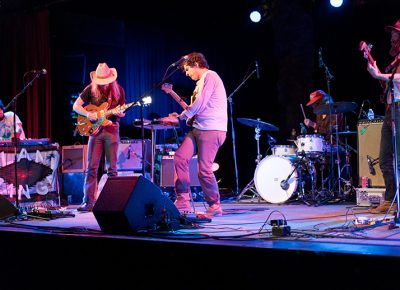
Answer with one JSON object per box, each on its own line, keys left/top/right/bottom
{"left": 0, "top": 192, "right": 399, "bottom": 289}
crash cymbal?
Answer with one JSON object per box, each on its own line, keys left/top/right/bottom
{"left": 313, "top": 101, "right": 358, "bottom": 115}
{"left": 237, "top": 117, "right": 279, "bottom": 131}
{"left": 336, "top": 131, "right": 357, "bottom": 135}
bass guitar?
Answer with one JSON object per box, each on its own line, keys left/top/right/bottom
{"left": 161, "top": 83, "right": 195, "bottom": 126}
{"left": 76, "top": 101, "right": 137, "bottom": 136}
{"left": 359, "top": 40, "right": 387, "bottom": 103}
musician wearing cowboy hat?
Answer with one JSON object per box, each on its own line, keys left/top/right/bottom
{"left": 367, "top": 19, "right": 400, "bottom": 214}
{"left": 304, "top": 89, "right": 343, "bottom": 136}
{"left": 73, "top": 63, "right": 126, "bottom": 212}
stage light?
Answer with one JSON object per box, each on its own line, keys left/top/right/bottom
{"left": 249, "top": 2, "right": 269, "bottom": 24}
{"left": 330, "top": 0, "right": 343, "bottom": 8}
{"left": 250, "top": 10, "right": 262, "bottom": 23}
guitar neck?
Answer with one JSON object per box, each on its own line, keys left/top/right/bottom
{"left": 105, "top": 102, "right": 134, "bottom": 117}
{"left": 168, "top": 91, "right": 189, "bottom": 110}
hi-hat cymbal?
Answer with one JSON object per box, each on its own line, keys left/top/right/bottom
{"left": 336, "top": 131, "right": 357, "bottom": 135}
{"left": 313, "top": 101, "right": 358, "bottom": 115}
{"left": 237, "top": 117, "right": 279, "bottom": 131}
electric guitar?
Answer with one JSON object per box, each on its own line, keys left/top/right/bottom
{"left": 161, "top": 83, "right": 195, "bottom": 126}
{"left": 161, "top": 83, "right": 189, "bottom": 110}
{"left": 359, "top": 40, "right": 387, "bottom": 103}
{"left": 76, "top": 101, "right": 137, "bottom": 136}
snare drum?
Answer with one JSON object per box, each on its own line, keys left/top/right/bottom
{"left": 296, "top": 134, "right": 324, "bottom": 156}
{"left": 271, "top": 145, "right": 297, "bottom": 157}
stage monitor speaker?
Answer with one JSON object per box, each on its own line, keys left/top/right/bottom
{"left": 62, "top": 145, "right": 88, "bottom": 173}
{"left": 0, "top": 195, "right": 18, "bottom": 220}
{"left": 357, "top": 119, "right": 384, "bottom": 187}
{"left": 92, "top": 175, "right": 180, "bottom": 233}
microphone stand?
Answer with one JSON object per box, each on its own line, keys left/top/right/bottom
{"left": 319, "top": 51, "right": 336, "bottom": 201}
{"left": 228, "top": 67, "right": 257, "bottom": 197}
{"left": 5, "top": 71, "right": 42, "bottom": 213}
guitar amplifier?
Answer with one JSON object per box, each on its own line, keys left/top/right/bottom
{"left": 357, "top": 118, "right": 384, "bottom": 187}
{"left": 62, "top": 145, "right": 88, "bottom": 173}
{"left": 117, "top": 139, "right": 151, "bottom": 171}
{"left": 159, "top": 155, "right": 200, "bottom": 187}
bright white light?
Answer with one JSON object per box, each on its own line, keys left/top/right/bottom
{"left": 250, "top": 11, "right": 261, "bottom": 23}
{"left": 330, "top": 0, "right": 343, "bottom": 8}
{"left": 141, "top": 96, "right": 152, "bottom": 105}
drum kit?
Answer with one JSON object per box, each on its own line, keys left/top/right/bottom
{"left": 236, "top": 101, "right": 358, "bottom": 205}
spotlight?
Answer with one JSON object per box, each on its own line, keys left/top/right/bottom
{"left": 330, "top": 0, "right": 343, "bottom": 8}
{"left": 250, "top": 10, "right": 262, "bottom": 23}
{"left": 249, "top": 2, "right": 269, "bottom": 24}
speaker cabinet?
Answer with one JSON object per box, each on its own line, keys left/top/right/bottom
{"left": 93, "top": 176, "right": 180, "bottom": 233}
{"left": 357, "top": 119, "right": 384, "bottom": 187}
{"left": 117, "top": 139, "right": 151, "bottom": 171}
{"left": 159, "top": 155, "right": 200, "bottom": 187}
{"left": 62, "top": 145, "right": 87, "bottom": 173}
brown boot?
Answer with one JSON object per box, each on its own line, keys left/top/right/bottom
{"left": 369, "top": 201, "right": 396, "bottom": 214}
{"left": 174, "top": 192, "right": 193, "bottom": 214}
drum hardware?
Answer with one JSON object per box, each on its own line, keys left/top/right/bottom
{"left": 279, "top": 151, "right": 313, "bottom": 205}
{"left": 313, "top": 101, "right": 359, "bottom": 201}
{"left": 236, "top": 118, "right": 279, "bottom": 201}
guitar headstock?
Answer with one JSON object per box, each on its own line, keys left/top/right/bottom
{"left": 359, "top": 41, "right": 373, "bottom": 60}
{"left": 161, "top": 83, "right": 173, "bottom": 94}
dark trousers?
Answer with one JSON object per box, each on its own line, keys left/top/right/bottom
{"left": 379, "top": 105, "right": 400, "bottom": 202}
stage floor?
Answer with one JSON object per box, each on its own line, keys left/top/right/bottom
{"left": 2, "top": 196, "right": 400, "bottom": 255}
{"left": 1, "top": 194, "right": 400, "bottom": 288}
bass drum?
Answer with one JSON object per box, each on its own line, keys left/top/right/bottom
{"left": 254, "top": 155, "right": 298, "bottom": 204}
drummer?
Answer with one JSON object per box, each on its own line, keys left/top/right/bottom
{"left": 303, "top": 90, "right": 344, "bottom": 138}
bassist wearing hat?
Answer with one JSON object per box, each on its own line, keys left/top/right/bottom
{"left": 366, "top": 19, "right": 400, "bottom": 214}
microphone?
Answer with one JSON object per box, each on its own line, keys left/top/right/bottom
{"left": 318, "top": 47, "right": 323, "bottom": 68}
{"left": 358, "top": 100, "right": 366, "bottom": 119}
{"left": 280, "top": 180, "right": 290, "bottom": 191}
{"left": 255, "top": 61, "right": 260, "bottom": 79}
{"left": 171, "top": 55, "right": 189, "bottom": 67}
{"left": 367, "top": 155, "right": 376, "bottom": 175}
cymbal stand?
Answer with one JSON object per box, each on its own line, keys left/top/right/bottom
{"left": 236, "top": 124, "right": 262, "bottom": 201}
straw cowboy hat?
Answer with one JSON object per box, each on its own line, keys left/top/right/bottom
{"left": 306, "top": 90, "right": 327, "bottom": 106}
{"left": 385, "top": 19, "right": 400, "bottom": 33}
{"left": 90, "top": 63, "right": 118, "bottom": 85}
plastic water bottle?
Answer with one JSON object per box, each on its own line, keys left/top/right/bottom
{"left": 367, "top": 108, "right": 374, "bottom": 120}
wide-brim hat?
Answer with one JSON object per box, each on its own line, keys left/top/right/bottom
{"left": 385, "top": 20, "right": 400, "bottom": 33}
{"left": 90, "top": 63, "right": 118, "bottom": 85}
{"left": 306, "top": 90, "right": 326, "bottom": 106}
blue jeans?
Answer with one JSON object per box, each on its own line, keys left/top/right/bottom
{"left": 83, "top": 125, "right": 120, "bottom": 204}
{"left": 174, "top": 128, "right": 226, "bottom": 206}
{"left": 379, "top": 105, "right": 400, "bottom": 202}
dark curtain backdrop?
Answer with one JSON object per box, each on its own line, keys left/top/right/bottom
{"left": 0, "top": 10, "right": 51, "bottom": 139}
{"left": 2, "top": 1, "right": 399, "bottom": 192}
